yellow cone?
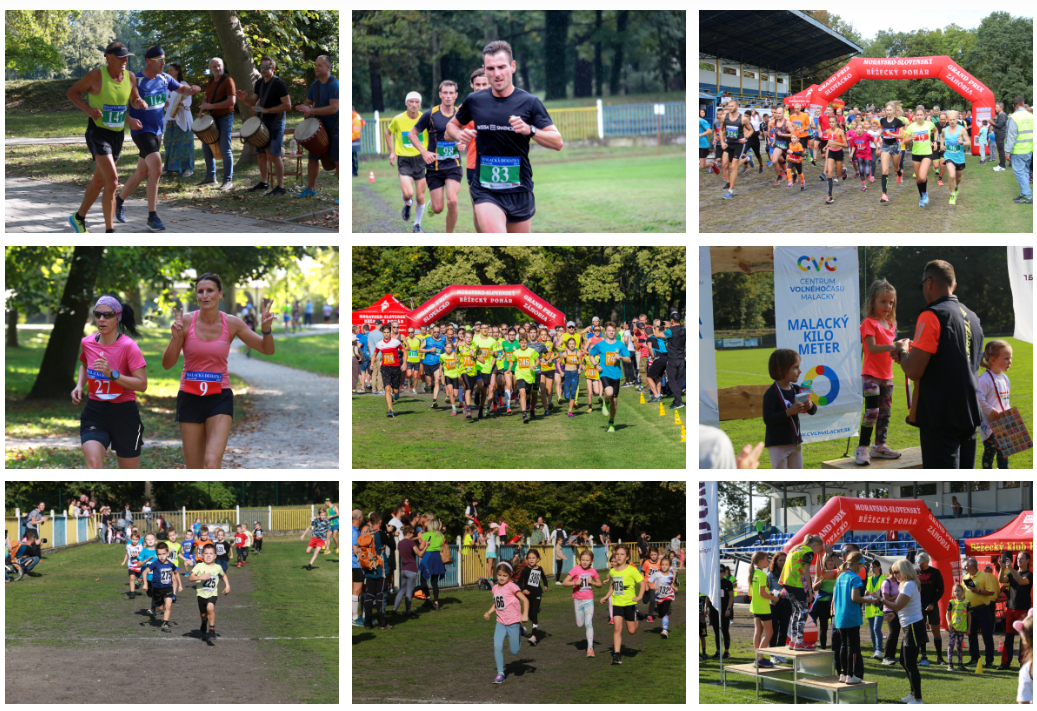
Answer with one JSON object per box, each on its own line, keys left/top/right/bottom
{"left": 659, "top": 401, "right": 665, "bottom": 417}
{"left": 681, "top": 426, "right": 686, "bottom": 443}
{"left": 975, "top": 657, "right": 984, "bottom": 674}
{"left": 674, "top": 410, "right": 682, "bottom": 426}
{"left": 640, "top": 392, "right": 646, "bottom": 405}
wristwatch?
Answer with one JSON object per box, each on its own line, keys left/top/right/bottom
{"left": 111, "top": 369, "right": 120, "bottom": 380}
{"left": 530, "top": 125, "right": 538, "bottom": 137}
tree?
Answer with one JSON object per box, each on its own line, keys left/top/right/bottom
{"left": 59, "top": 11, "right": 116, "bottom": 78}
{"left": 5, "top": 247, "right": 73, "bottom": 347}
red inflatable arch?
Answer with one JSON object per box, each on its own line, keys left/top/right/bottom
{"left": 405, "top": 285, "right": 565, "bottom": 331}
{"left": 784, "top": 497, "right": 960, "bottom": 631}
{"left": 808, "top": 56, "right": 994, "bottom": 156}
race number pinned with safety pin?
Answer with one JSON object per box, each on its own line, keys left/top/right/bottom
{"left": 87, "top": 368, "right": 124, "bottom": 400}
{"left": 479, "top": 156, "right": 521, "bottom": 190}
{"left": 184, "top": 370, "right": 223, "bottom": 396}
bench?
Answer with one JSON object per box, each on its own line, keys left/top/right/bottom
{"left": 822, "top": 445, "right": 923, "bottom": 469}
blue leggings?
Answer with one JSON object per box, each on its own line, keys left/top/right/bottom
{"left": 494, "top": 621, "right": 522, "bottom": 674}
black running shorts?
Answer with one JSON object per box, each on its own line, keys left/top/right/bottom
{"left": 468, "top": 182, "right": 536, "bottom": 224}
{"left": 381, "top": 366, "right": 404, "bottom": 390}
{"left": 132, "top": 132, "right": 162, "bottom": 159}
{"left": 426, "top": 165, "right": 462, "bottom": 191}
{"left": 397, "top": 155, "right": 427, "bottom": 180}
{"left": 80, "top": 398, "right": 144, "bottom": 458}
{"left": 175, "top": 388, "right": 234, "bottom": 423}
{"left": 85, "top": 122, "right": 125, "bottom": 163}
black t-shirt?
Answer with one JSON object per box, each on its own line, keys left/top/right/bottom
{"left": 880, "top": 117, "right": 902, "bottom": 145}
{"left": 914, "top": 295, "right": 984, "bottom": 432}
{"left": 518, "top": 564, "right": 547, "bottom": 597}
{"left": 413, "top": 105, "right": 462, "bottom": 170}
{"left": 102, "top": 512, "right": 113, "bottom": 525}
{"left": 212, "top": 539, "right": 233, "bottom": 560}
{"left": 1007, "top": 570, "right": 1033, "bottom": 610}
{"left": 707, "top": 577, "right": 735, "bottom": 613}
{"left": 916, "top": 566, "right": 945, "bottom": 607}
{"left": 252, "top": 77, "right": 290, "bottom": 116}
{"left": 665, "top": 324, "right": 686, "bottom": 360}
{"left": 454, "top": 87, "right": 553, "bottom": 193}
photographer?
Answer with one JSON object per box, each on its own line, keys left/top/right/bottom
{"left": 14, "top": 530, "right": 45, "bottom": 576}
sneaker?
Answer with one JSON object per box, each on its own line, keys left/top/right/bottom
{"left": 587, "top": 647, "right": 596, "bottom": 657}
{"left": 839, "top": 675, "right": 847, "bottom": 683}
{"left": 948, "top": 664, "right": 956, "bottom": 671}
{"left": 607, "top": 425, "right": 616, "bottom": 433}
{"left": 870, "top": 443, "right": 903, "bottom": 460}
{"left": 901, "top": 695, "right": 916, "bottom": 703}
{"left": 555, "top": 581, "right": 565, "bottom": 585}
{"left": 402, "top": 202, "right": 411, "bottom": 220}
{"left": 757, "top": 658, "right": 774, "bottom": 668}
{"left": 661, "top": 630, "right": 668, "bottom": 639}
{"left": 918, "top": 658, "right": 930, "bottom": 667}
{"left": 845, "top": 675, "right": 862, "bottom": 685}
{"left": 882, "top": 658, "right": 898, "bottom": 665}
{"left": 161, "top": 621, "right": 172, "bottom": 633}
{"left": 993, "top": 166, "right": 1005, "bottom": 171}
{"left": 493, "top": 673, "right": 505, "bottom": 684}
{"left": 182, "top": 170, "right": 195, "bottom": 178}
{"left": 612, "top": 653, "right": 622, "bottom": 665}
{"left": 871, "top": 651, "right": 883, "bottom": 659}
{"left": 147, "top": 215, "right": 166, "bottom": 232}
{"left": 294, "top": 188, "right": 317, "bottom": 198}
{"left": 907, "top": 700, "right": 925, "bottom": 704}
{"left": 196, "top": 177, "right": 217, "bottom": 187}
{"left": 722, "top": 652, "right": 730, "bottom": 659}
{"left": 997, "top": 663, "right": 1011, "bottom": 671}
{"left": 1013, "top": 196, "right": 1033, "bottom": 203}
{"left": 115, "top": 202, "right": 126, "bottom": 223}
{"left": 68, "top": 213, "right": 89, "bottom": 233}
{"left": 412, "top": 224, "right": 424, "bottom": 233}
{"left": 248, "top": 182, "right": 270, "bottom": 192}
{"left": 218, "top": 180, "right": 234, "bottom": 192}
{"left": 266, "top": 186, "right": 287, "bottom": 196}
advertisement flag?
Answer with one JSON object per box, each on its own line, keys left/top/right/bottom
{"left": 699, "top": 247, "right": 719, "bottom": 427}
{"left": 698, "top": 481, "right": 720, "bottom": 613}
{"left": 1007, "top": 246, "right": 1033, "bottom": 344}
{"left": 773, "top": 247, "right": 862, "bottom": 442}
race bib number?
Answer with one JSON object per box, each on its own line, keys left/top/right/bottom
{"left": 585, "top": 367, "right": 598, "bottom": 379}
{"left": 479, "top": 156, "right": 521, "bottom": 190}
{"left": 578, "top": 575, "right": 592, "bottom": 591}
{"left": 409, "top": 349, "right": 420, "bottom": 360}
{"left": 436, "top": 141, "right": 458, "bottom": 160}
{"left": 658, "top": 584, "right": 671, "bottom": 597}
{"left": 402, "top": 130, "right": 424, "bottom": 148}
{"left": 612, "top": 579, "right": 625, "bottom": 595}
{"left": 494, "top": 594, "right": 506, "bottom": 610}
{"left": 102, "top": 104, "right": 127, "bottom": 128}
{"left": 160, "top": 568, "right": 173, "bottom": 586}
{"left": 184, "top": 370, "right": 223, "bottom": 396}
{"left": 605, "top": 351, "right": 619, "bottom": 366}
{"left": 88, "top": 368, "right": 124, "bottom": 400}
{"left": 144, "top": 92, "right": 166, "bottom": 109}
{"left": 381, "top": 350, "right": 400, "bottom": 367}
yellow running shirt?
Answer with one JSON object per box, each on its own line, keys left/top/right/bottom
{"left": 193, "top": 562, "right": 223, "bottom": 599}
{"left": 388, "top": 112, "right": 427, "bottom": 157}
{"left": 609, "top": 565, "right": 644, "bottom": 606}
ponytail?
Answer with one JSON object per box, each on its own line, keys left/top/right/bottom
{"left": 118, "top": 301, "right": 143, "bottom": 339}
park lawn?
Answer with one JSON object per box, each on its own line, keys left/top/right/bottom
{"left": 352, "top": 385, "right": 686, "bottom": 468}
{"left": 4, "top": 326, "right": 253, "bottom": 469}
{"left": 713, "top": 337, "right": 1033, "bottom": 469}
{"left": 4, "top": 535, "right": 338, "bottom": 703}
{"left": 354, "top": 144, "right": 685, "bottom": 232}
{"left": 240, "top": 331, "right": 339, "bottom": 377}
{"left": 699, "top": 639, "right": 1017, "bottom": 704}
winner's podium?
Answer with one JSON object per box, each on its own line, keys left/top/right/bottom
{"left": 722, "top": 645, "right": 879, "bottom": 704}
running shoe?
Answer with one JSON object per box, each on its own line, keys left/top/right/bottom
{"left": 402, "top": 202, "right": 411, "bottom": 221}
{"left": 147, "top": 215, "right": 166, "bottom": 232}
{"left": 773, "top": 178, "right": 783, "bottom": 186}
{"left": 937, "top": 178, "right": 944, "bottom": 186}
{"left": 603, "top": 400, "right": 609, "bottom": 416}
{"left": 861, "top": 183, "right": 867, "bottom": 191}
{"left": 386, "top": 410, "right": 394, "bottom": 418}
{"left": 855, "top": 446, "right": 871, "bottom": 465}
{"left": 1013, "top": 196, "right": 1032, "bottom": 203}
{"left": 430, "top": 402, "right": 439, "bottom": 409}
{"left": 786, "top": 181, "right": 793, "bottom": 188}
{"left": 767, "top": 160, "right": 772, "bottom": 167}
{"left": 115, "top": 203, "right": 126, "bottom": 223}
{"left": 607, "top": 425, "right": 616, "bottom": 433}
{"left": 412, "top": 224, "right": 424, "bottom": 233}
{"left": 825, "top": 196, "right": 834, "bottom": 204}
{"left": 880, "top": 193, "right": 889, "bottom": 203}
{"left": 68, "top": 213, "right": 89, "bottom": 232}
{"left": 896, "top": 173, "right": 903, "bottom": 183}
{"left": 842, "top": 169, "right": 847, "bottom": 180}
{"left": 922, "top": 193, "right": 929, "bottom": 207}
{"left": 819, "top": 172, "right": 827, "bottom": 181}
{"left": 612, "top": 653, "right": 622, "bottom": 665}
{"left": 293, "top": 188, "right": 315, "bottom": 198}
{"left": 800, "top": 183, "right": 806, "bottom": 191}
{"left": 722, "top": 182, "right": 730, "bottom": 190}
{"left": 567, "top": 412, "right": 574, "bottom": 418}
{"left": 869, "top": 175, "right": 875, "bottom": 182}
{"left": 722, "top": 190, "right": 734, "bottom": 199}
{"left": 919, "top": 196, "right": 926, "bottom": 207}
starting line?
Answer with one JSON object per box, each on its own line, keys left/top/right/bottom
{"left": 8, "top": 635, "right": 339, "bottom": 642}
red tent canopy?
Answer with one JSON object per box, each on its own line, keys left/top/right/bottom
{"left": 352, "top": 294, "right": 412, "bottom": 328}
{"left": 965, "top": 511, "right": 1034, "bottom": 558}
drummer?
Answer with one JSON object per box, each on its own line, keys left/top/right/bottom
{"left": 196, "top": 57, "right": 237, "bottom": 192}
{"left": 114, "top": 46, "right": 202, "bottom": 232}
{"left": 294, "top": 54, "right": 339, "bottom": 201}
{"left": 235, "top": 55, "right": 291, "bottom": 196}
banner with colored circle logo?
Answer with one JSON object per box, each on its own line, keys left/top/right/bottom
{"left": 774, "top": 247, "right": 863, "bottom": 443}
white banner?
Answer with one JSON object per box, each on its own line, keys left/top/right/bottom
{"left": 1007, "top": 246, "right": 1033, "bottom": 344}
{"left": 699, "top": 247, "right": 719, "bottom": 427}
{"left": 698, "top": 481, "right": 720, "bottom": 612}
{"left": 773, "top": 247, "right": 862, "bottom": 442}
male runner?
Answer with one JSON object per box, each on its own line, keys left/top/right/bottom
{"left": 456, "top": 329, "right": 482, "bottom": 420}
{"left": 588, "top": 323, "right": 632, "bottom": 434}
{"left": 410, "top": 81, "right": 463, "bottom": 232}
{"left": 386, "top": 92, "right": 429, "bottom": 232}
{"left": 420, "top": 325, "right": 446, "bottom": 408}
{"left": 458, "top": 68, "right": 490, "bottom": 232}
{"left": 473, "top": 323, "right": 499, "bottom": 417}
{"left": 500, "top": 327, "right": 520, "bottom": 414}
{"left": 445, "top": 40, "right": 563, "bottom": 233}
{"left": 374, "top": 324, "right": 405, "bottom": 418}
{"left": 719, "top": 99, "right": 752, "bottom": 199}
{"left": 404, "top": 327, "right": 423, "bottom": 394}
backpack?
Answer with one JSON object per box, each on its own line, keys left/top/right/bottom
{"left": 356, "top": 528, "right": 384, "bottom": 571}
{"left": 478, "top": 577, "right": 493, "bottom": 591}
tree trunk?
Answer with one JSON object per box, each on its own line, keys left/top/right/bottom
{"left": 209, "top": 10, "right": 259, "bottom": 166}
{"left": 543, "top": 11, "right": 571, "bottom": 101}
{"left": 610, "top": 11, "right": 629, "bottom": 96}
{"left": 7, "top": 304, "right": 18, "bottom": 348}
{"left": 26, "top": 246, "right": 104, "bottom": 400}
{"left": 574, "top": 57, "right": 593, "bottom": 98}
{"left": 224, "top": 283, "right": 237, "bottom": 316}
{"left": 483, "top": 13, "right": 498, "bottom": 44}
{"left": 144, "top": 481, "right": 153, "bottom": 501}
{"left": 520, "top": 62, "right": 533, "bottom": 93}
{"left": 432, "top": 30, "right": 441, "bottom": 98}
{"left": 126, "top": 281, "right": 143, "bottom": 327}
{"left": 370, "top": 62, "right": 384, "bottom": 112}
{"left": 594, "top": 11, "right": 604, "bottom": 97}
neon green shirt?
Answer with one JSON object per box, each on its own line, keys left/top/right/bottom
{"left": 779, "top": 544, "right": 815, "bottom": 588}
{"left": 513, "top": 346, "right": 539, "bottom": 383}
{"left": 538, "top": 340, "right": 556, "bottom": 372}
{"left": 608, "top": 565, "right": 644, "bottom": 606}
{"left": 457, "top": 344, "right": 479, "bottom": 376}
{"left": 164, "top": 541, "right": 183, "bottom": 567}
{"left": 193, "top": 562, "right": 223, "bottom": 599}
{"left": 473, "top": 335, "right": 498, "bottom": 374}
{"left": 405, "top": 337, "right": 422, "bottom": 363}
{"left": 949, "top": 598, "right": 969, "bottom": 632}
{"left": 501, "top": 339, "right": 520, "bottom": 372}
{"left": 440, "top": 351, "right": 461, "bottom": 378}
{"left": 493, "top": 340, "right": 508, "bottom": 370}
{"left": 388, "top": 112, "right": 427, "bottom": 157}
{"left": 751, "top": 568, "right": 772, "bottom": 614}
{"left": 88, "top": 66, "right": 133, "bottom": 130}
{"left": 909, "top": 120, "right": 936, "bottom": 156}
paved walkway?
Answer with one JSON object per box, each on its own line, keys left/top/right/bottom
{"left": 5, "top": 176, "right": 337, "bottom": 233}
{"left": 5, "top": 133, "right": 241, "bottom": 146}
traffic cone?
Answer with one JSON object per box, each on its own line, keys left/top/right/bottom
{"left": 680, "top": 426, "right": 686, "bottom": 443}
{"left": 658, "top": 401, "right": 665, "bottom": 417}
{"left": 639, "top": 392, "right": 646, "bottom": 405}
{"left": 998, "top": 638, "right": 1004, "bottom": 653}
{"left": 368, "top": 171, "right": 375, "bottom": 182}
{"left": 674, "top": 410, "right": 681, "bottom": 426}
{"left": 975, "top": 657, "right": 984, "bottom": 674}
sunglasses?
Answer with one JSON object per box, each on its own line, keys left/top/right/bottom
{"left": 93, "top": 311, "right": 116, "bottom": 319}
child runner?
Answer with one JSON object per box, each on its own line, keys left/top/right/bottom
{"left": 823, "top": 119, "right": 847, "bottom": 205}
{"left": 977, "top": 339, "right": 1013, "bottom": 469}
{"left": 932, "top": 111, "right": 949, "bottom": 185}
{"left": 374, "top": 324, "right": 404, "bottom": 418}
{"left": 137, "top": 532, "right": 158, "bottom": 613}
{"left": 301, "top": 508, "right": 331, "bottom": 570}
{"left": 750, "top": 550, "right": 779, "bottom": 668}
{"left": 941, "top": 110, "right": 971, "bottom": 206}
{"left": 599, "top": 544, "right": 646, "bottom": 665}
{"left": 516, "top": 549, "right": 549, "bottom": 645}
{"left": 251, "top": 521, "right": 263, "bottom": 555}
{"left": 164, "top": 527, "right": 183, "bottom": 598}
{"left": 536, "top": 327, "right": 557, "bottom": 417}
{"left": 856, "top": 279, "right": 902, "bottom": 465}
{"left": 902, "top": 105, "right": 937, "bottom": 208}
{"left": 192, "top": 518, "right": 202, "bottom": 538}
{"left": 832, "top": 550, "right": 880, "bottom": 684}
{"left": 780, "top": 534, "right": 825, "bottom": 651}
{"left": 649, "top": 555, "right": 679, "bottom": 639}
{"left": 404, "top": 327, "right": 423, "bottom": 394}
{"left": 588, "top": 322, "right": 632, "bottom": 434}
{"left": 188, "top": 543, "right": 230, "bottom": 641}
{"left": 485, "top": 562, "right": 530, "bottom": 684}
{"left": 560, "top": 338, "right": 581, "bottom": 417}
{"left": 324, "top": 498, "right": 339, "bottom": 554}
{"left": 439, "top": 339, "right": 462, "bottom": 416}
{"left": 141, "top": 542, "right": 179, "bottom": 633}
{"left": 511, "top": 334, "right": 542, "bottom": 424}
{"left": 120, "top": 529, "right": 144, "bottom": 598}
{"left": 457, "top": 329, "right": 482, "bottom": 420}
{"left": 181, "top": 529, "right": 196, "bottom": 575}
{"left": 850, "top": 120, "right": 875, "bottom": 191}
{"left": 878, "top": 102, "right": 905, "bottom": 203}
{"left": 500, "top": 328, "right": 519, "bottom": 413}
{"left": 562, "top": 548, "right": 602, "bottom": 656}
{"left": 640, "top": 548, "right": 662, "bottom": 622}
{"left": 211, "top": 528, "right": 233, "bottom": 575}
{"left": 582, "top": 345, "right": 603, "bottom": 413}
{"left": 945, "top": 582, "right": 970, "bottom": 671}
{"left": 786, "top": 135, "right": 806, "bottom": 190}
{"left": 234, "top": 524, "right": 250, "bottom": 568}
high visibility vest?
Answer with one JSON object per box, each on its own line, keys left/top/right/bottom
{"left": 1010, "top": 109, "right": 1033, "bottom": 155}
{"left": 352, "top": 111, "right": 366, "bottom": 142}
{"left": 865, "top": 574, "right": 886, "bottom": 619}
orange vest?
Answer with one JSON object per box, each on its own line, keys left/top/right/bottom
{"left": 352, "top": 111, "right": 366, "bottom": 142}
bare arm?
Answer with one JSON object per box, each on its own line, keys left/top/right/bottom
{"left": 115, "top": 367, "right": 148, "bottom": 393}
{"left": 530, "top": 123, "right": 563, "bottom": 151}
{"left": 67, "top": 70, "right": 101, "bottom": 118}
{"left": 229, "top": 315, "right": 274, "bottom": 355}
{"left": 864, "top": 334, "right": 896, "bottom": 355}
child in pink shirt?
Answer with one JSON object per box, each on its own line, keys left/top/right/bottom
{"left": 856, "top": 280, "right": 901, "bottom": 465}
{"left": 562, "top": 548, "right": 603, "bottom": 657}
{"left": 484, "top": 562, "right": 529, "bottom": 684}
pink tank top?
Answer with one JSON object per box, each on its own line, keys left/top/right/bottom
{"left": 180, "top": 311, "right": 231, "bottom": 391}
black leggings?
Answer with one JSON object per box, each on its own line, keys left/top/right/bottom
{"left": 982, "top": 434, "right": 1009, "bottom": 468}
{"left": 708, "top": 604, "right": 731, "bottom": 652}
{"left": 817, "top": 598, "right": 832, "bottom": 648}
{"left": 747, "top": 133, "right": 763, "bottom": 165}
{"left": 421, "top": 573, "right": 441, "bottom": 602}
{"left": 363, "top": 576, "right": 387, "bottom": 627}
{"left": 769, "top": 595, "right": 792, "bottom": 648}
{"left": 253, "top": 538, "right": 262, "bottom": 552}
{"left": 884, "top": 613, "right": 902, "bottom": 660}
{"left": 527, "top": 595, "right": 543, "bottom": 630}
{"left": 901, "top": 619, "right": 928, "bottom": 700}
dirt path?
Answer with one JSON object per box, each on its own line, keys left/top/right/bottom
{"left": 352, "top": 179, "right": 407, "bottom": 232}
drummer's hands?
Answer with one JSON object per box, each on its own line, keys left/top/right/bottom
{"left": 260, "top": 300, "right": 276, "bottom": 331}
{"left": 128, "top": 118, "right": 143, "bottom": 131}
{"left": 298, "top": 104, "right": 312, "bottom": 117}
{"left": 171, "top": 308, "right": 185, "bottom": 341}
{"left": 87, "top": 107, "right": 103, "bottom": 121}
{"left": 92, "top": 357, "right": 112, "bottom": 378}
{"left": 190, "top": 85, "right": 202, "bottom": 95}
{"left": 199, "top": 102, "right": 212, "bottom": 112}
{"left": 71, "top": 384, "right": 83, "bottom": 405}
{"left": 235, "top": 90, "right": 247, "bottom": 101}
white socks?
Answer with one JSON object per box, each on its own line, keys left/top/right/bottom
{"left": 415, "top": 204, "right": 425, "bottom": 225}
{"left": 352, "top": 595, "right": 359, "bottom": 620}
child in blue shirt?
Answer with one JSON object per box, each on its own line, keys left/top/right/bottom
{"left": 142, "top": 542, "right": 179, "bottom": 633}
{"left": 587, "top": 322, "right": 632, "bottom": 433}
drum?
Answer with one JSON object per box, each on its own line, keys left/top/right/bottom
{"left": 192, "top": 114, "right": 220, "bottom": 146}
{"left": 295, "top": 117, "right": 334, "bottom": 169}
{"left": 240, "top": 116, "right": 270, "bottom": 150}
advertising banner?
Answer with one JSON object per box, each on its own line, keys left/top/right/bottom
{"left": 698, "top": 481, "right": 720, "bottom": 613}
{"left": 1007, "top": 246, "right": 1033, "bottom": 343}
{"left": 699, "top": 247, "right": 719, "bottom": 427}
{"left": 773, "top": 247, "right": 862, "bottom": 442}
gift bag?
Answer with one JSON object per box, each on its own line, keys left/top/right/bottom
{"left": 989, "top": 406, "right": 1033, "bottom": 456}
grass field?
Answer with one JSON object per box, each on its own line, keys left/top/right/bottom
{"left": 713, "top": 337, "right": 1033, "bottom": 468}
{"left": 242, "top": 331, "right": 339, "bottom": 377}
{"left": 352, "top": 576, "right": 685, "bottom": 702}
{"left": 359, "top": 91, "right": 688, "bottom": 118}
{"left": 699, "top": 637, "right": 1018, "bottom": 704}
{"left": 4, "top": 535, "right": 338, "bottom": 703}
{"left": 351, "top": 386, "right": 687, "bottom": 468}
{"left": 353, "top": 144, "right": 686, "bottom": 232}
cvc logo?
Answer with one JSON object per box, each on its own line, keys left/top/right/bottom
{"left": 797, "top": 256, "right": 838, "bottom": 272}
{"left": 801, "top": 364, "right": 840, "bottom": 406}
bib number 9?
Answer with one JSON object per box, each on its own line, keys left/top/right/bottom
{"left": 184, "top": 371, "right": 223, "bottom": 396}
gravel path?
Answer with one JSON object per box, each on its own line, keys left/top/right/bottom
{"left": 352, "top": 179, "right": 407, "bottom": 232}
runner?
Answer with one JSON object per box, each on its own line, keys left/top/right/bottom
{"left": 373, "top": 324, "right": 404, "bottom": 418}
{"left": 536, "top": 327, "right": 557, "bottom": 417}
{"left": 788, "top": 103, "right": 810, "bottom": 167}
{"left": 746, "top": 110, "right": 764, "bottom": 174}
{"left": 941, "top": 110, "right": 972, "bottom": 206}
{"left": 73, "top": 295, "right": 148, "bottom": 468}
{"left": 500, "top": 327, "right": 520, "bottom": 414}
{"left": 65, "top": 42, "right": 148, "bottom": 233}
{"left": 588, "top": 323, "right": 632, "bottom": 434}
{"left": 115, "top": 46, "right": 202, "bottom": 231}
{"left": 878, "top": 102, "right": 905, "bottom": 204}
{"left": 420, "top": 325, "right": 446, "bottom": 409}
{"left": 849, "top": 119, "right": 875, "bottom": 192}
{"left": 439, "top": 339, "right": 461, "bottom": 416}
{"left": 769, "top": 107, "right": 794, "bottom": 186}
{"left": 582, "top": 343, "right": 603, "bottom": 414}
{"left": 402, "top": 327, "right": 423, "bottom": 395}
{"left": 473, "top": 323, "right": 499, "bottom": 418}
{"left": 410, "top": 81, "right": 464, "bottom": 232}
{"left": 896, "top": 102, "right": 911, "bottom": 181}
{"left": 445, "top": 40, "right": 563, "bottom": 233}
{"left": 163, "top": 274, "right": 275, "bottom": 467}
{"left": 816, "top": 105, "right": 834, "bottom": 173}
{"left": 824, "top": 119, "right": 848, "bottom": 205}
{"left": 559, "top": 338, "right": 582, "bottom": 417}
{"left": 699, "top": 108, "right": 713, "bottom": 172}
{"left": 491, "top": 329, "right": 510, "bottom": 412}
{"left": 867, "top": 117, "right": 882, "bottom": 185}
{"left": 386, "top": 92, "right": 429, "bottom": 232}
{"left": 511, "top": 333, "right": 542, "bottom": 424}
{"left": 457, "top": 68, "right": 490, "bottom": 232}
{"left": 932, "top": 111, "right": 949, "bottom": 186}
{"left": 902, "top": 105, "right": 937, "bottom": 208}
{"left": 719, "top": 99, "right": 753, "bottom": 199}
{"left": 786, "top": 134, "right": 807, "bottom": 190}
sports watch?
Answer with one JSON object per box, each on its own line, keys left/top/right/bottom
{"left": 530, "top": 125, "right": 538, "bottom": 136}
{"left": 111, "top": 369, "right": 121, "bottom": 380}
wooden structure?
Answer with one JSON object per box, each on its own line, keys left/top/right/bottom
{"left": 721, "top": 645, "right": 879, "bottom": 703}
{"left": 822, "top": 446, "right": 924, "bottom": 469}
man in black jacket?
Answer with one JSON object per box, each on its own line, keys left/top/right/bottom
{"left": 915, "top": 552, "right": 946, "bottom": 667}
{"left": 992, "top": 102, "right": 1009, "bottom": 171}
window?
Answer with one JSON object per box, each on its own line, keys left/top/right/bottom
{"left": 744, "top": 71, "right": 756, "bottom": 80}
{"left": 722, "top": 67, "right": 738, "bottom": 77}
{"left": 1002, "top": 481, "right": 1021, "bottom": 490}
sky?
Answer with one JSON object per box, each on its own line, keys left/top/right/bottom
{"left": 842, "top": 9, "right": 1023, "bottom": 43}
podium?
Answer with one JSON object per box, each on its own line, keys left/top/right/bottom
{"left": 721, "top": 645, "right": 879, "bottom": 704}
{"left": 822, "top": 446, "right": 923, "bottom": 469}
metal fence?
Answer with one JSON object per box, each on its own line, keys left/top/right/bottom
{"left": 602, "top": 102, "right": 685, "bottom": 136}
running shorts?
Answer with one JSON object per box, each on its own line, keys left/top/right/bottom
{"left": 828, "top": 149, "right": 844, "bottom": 161}
{"left": 881, "top": 142, "right": 901, "bottom": 155}
{"left": 132, "top": 132, "right": 162, "bottom": 159}
{"left": 724, "top": 142, "right": 748, "bottom": 160}
{"left": 381, "top": 366, "right": 404, "bottom": 390}
{"left": 912, "top": 154, "right": 930, "bottom": 163}
{"left": 80, "top": 398, "right": 144, "bottom": 458}
{"left": 407, "top": 360, "right": 421, "bottom": 372}
{"left": 197, "top": 595, "right": 217, "bottom": 615}
{"left": 818, "top": 140, "right": 828, "bottom": 152}
{"left": 932, "top": 149, "right": 944, "bottom": 160}
{"left": 612, "top": 603, "right": 638, "bottom": 622}
{"left": 150, "top": 586, "right": 174, "bottom": 605}
{"left": 467, "top": 166, "right": 478, "bottom": 186}
{"left": 461, "top": 373, "right": 484, "bottom": 390}
{"left": 426, "top": 165, "right": 462, "bottom": 191}
{"left": 85, "top": 121, "right": 125, "bottom": 162}
{"left": 600, "top": 376, "right": 621, "bottom": 393}
{"left": 515, "top": 379, "right": 533, "bottom": 392}
{"left": 699, "top": 148, "right": 710, "bottom": 159}
{"left": 444, "top": 375, "right": 459, "bottom": 389}
{"left": 468, "top": 182, "right": 536, "bottom": 224}
{"left": 949, "top": 160, "right": 965, "bottom": 171}
{"left": 175, "top": 388, "right": 234, "bottom": 423}
{"left": 397, "top": 155, "right": 427, "bottom": 180}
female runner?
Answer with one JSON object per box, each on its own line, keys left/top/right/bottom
{"left": 878, "top": 102, "right": 905, "bottom": 203}
{"left": 770, "top": 110, "right": 794, "bottom": 186}
{"left": 902, "top": 105, "right": 937, "bottom": 208}
{"left": 162, "top": 273, "right": 276, "bottom": 468}
{"left": 824, "top": 119, "right": 847, "bottom": 205}
{"left": 73, "top": 295, "right": 148, "bottom": 469}
{"left": 867, "top": 117, "right": 882, "bottom": 183}
{"left": 817, "top": 105, "right": 834, "bottom": 178}
{"left": 932, "top": 111, "right": 949, "bottom": 186}
{"left": 941, "top": 110, "right": 971, "bottom": 205}
{"left": 849, "top": 120, "right": 875, "bottom": 191}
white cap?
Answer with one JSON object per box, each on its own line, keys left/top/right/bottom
{"left": 592, "top": 316, "right": 600, "bottom": 322}
{"left": 406, "top": 91, "right": 422, "bottom": 103}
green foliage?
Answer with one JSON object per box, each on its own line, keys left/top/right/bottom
{"left": 5, "top": 33, "right": 65, "bottom": 74}
{"left": 4, "top": 247, "right": 73, "bottom": 319}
